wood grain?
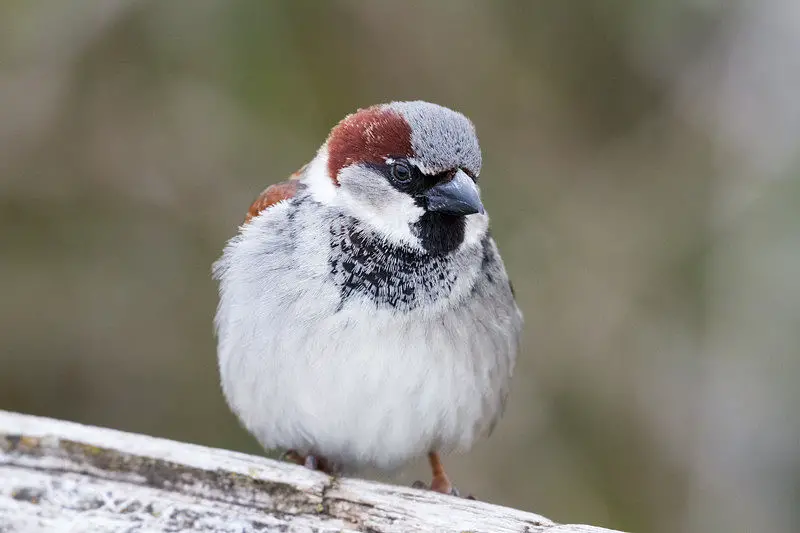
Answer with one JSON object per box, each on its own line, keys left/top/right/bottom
{"left": 0, "top": 410, "right": 625, "bottom": 533}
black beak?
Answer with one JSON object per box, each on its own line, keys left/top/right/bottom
{"left": 423, "top": 169, "right": 485, "bottom": 216}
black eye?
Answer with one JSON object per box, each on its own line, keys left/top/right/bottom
{"left": 390, "top": 161, "right": 412, "bottom": 182}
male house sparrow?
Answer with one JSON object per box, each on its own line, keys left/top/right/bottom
{"left": 213, "top": 101, "right": 522, "bottom": 495}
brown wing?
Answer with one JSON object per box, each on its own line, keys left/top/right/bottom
{"left": 243, "top": 164, "right": 308, "bottom": 224}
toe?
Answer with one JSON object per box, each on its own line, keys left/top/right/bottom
{"left": 412, "top": 479, "right": 475, "bottom": 499}
{"left": 449, "top": 486, "right": 477, "bottom": 500}
{"left": 280, "top": 450, "right": 305, "bottom": 466}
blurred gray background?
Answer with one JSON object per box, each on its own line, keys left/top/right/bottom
{"left": 2, "top": 1, "right": 799, "bottom": 532}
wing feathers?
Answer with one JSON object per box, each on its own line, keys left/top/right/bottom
{"left": 243, "top": 164, "right": 308, "bottom": 224}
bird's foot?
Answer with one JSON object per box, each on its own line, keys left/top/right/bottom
{"left": 411, "top": 479, "right": 475, "bottom": 499}
{"left": 412, "top": 451, "right": 476, "bottom": 499}
{"left": 280, "top": 450, "right": 338, "bottom": 475}
{"left": 279, "top": 450, "right": 305, "bottom": 465}
{"left": 303, "top": 455, "right": 319, "bottom": 470}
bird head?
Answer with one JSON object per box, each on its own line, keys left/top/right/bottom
{"left": 302, "top": 101, "right": 487, "bottom": 254}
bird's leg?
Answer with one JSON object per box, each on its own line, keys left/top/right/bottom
{"left": 428, "top": 451, "right": 454, "bottom": 494}
{"left": 314, "top": 456, "right": 337, "bottom": 475}
{"left": 411, "top": 452, "right": 474, "bottom": 498}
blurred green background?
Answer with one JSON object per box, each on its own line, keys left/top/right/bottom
{"left": 2, "top": 1, "right": 799, "bottom": 532}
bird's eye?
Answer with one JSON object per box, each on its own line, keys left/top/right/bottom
{"left": 390, "top": 161, "right": 413, "bottom": 182}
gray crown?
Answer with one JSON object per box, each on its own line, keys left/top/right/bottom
{"left": 387, "top": 101, "right": 482, "bottom": 177}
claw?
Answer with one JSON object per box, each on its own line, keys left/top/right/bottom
{"left": 411, "top": 479, "right": 475, "bottom": 499}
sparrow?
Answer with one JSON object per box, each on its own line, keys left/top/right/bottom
{"left": 213, "top": 101, "right": 522, "bottom": 496}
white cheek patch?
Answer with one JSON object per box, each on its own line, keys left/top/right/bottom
{"left": 336, "top": 166, "right": 425, "bottom": 249}
{"left": 463, "top": 211, "right": 490, "bottom": 248}
{"left": 301, "top": 149, "right": 486, "bottom": 251}
{"left": 303, "top": 146, "right": 337, "bottom": 204}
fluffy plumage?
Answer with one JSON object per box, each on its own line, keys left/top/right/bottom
{"left": 213, "top": 101, "right": 522, "bottom": 481}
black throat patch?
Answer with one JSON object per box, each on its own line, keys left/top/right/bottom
{"left": 328, "top": 215, "right": 459, "bottom": 310}
{"left": 412, "top": 212, "right": 466, "bottom": 255}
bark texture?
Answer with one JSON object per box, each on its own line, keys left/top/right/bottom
{"left": 0, "top": 410, "right": 624, "bottom": 533}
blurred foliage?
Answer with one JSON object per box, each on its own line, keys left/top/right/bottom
{"left": 1, "top": 2, "right": 798, "bottom": 532}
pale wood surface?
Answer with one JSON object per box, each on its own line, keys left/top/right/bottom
{"left": 0, "top": 410, "right": 626, "bottom": 533}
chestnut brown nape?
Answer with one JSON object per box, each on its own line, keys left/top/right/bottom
{"left": 326, "top": 106, "right": 413, "bottom": 184}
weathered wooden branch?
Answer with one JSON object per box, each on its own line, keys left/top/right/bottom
{"left": 0, "top": 410, "right": 624, "bottom": 533}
